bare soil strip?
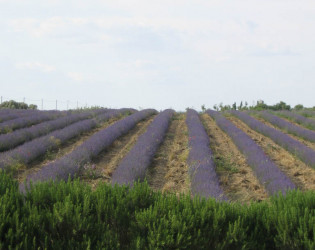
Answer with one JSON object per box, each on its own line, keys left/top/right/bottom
{"left": 17, "top": 116, "right": 123, "bottom": 183}
{"left": 254, "top": 115, "right": 315, "bottom": 151}
{"left": 201, "top": 114, "right": 268, "bottom": 203}
{"left": 80, "top": 116, "right": 156, "bottom": 189}
{"left": 145, "top": 113, "right": 190, "bottom": 197}
{"left": 226, "top": 115, "right": 315, "bottom": 191}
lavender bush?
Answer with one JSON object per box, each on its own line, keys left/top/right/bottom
{"left": 0, "top": 109, "right": 110, "bottom": 152}
{"left": 0, "top": 111, "right": 31, "bottom": 123}
{"left": 185, "top": 109, "right": 227, "bottom": 200}
{"left": 0, "top": 109, "right": 133, "bottom": 171}
{"left": 111, "top": 109, "right": 174, "bottom": 186}
{"left": 19, "top": 109, "right": 156, "bottom": 191}
{"left": 254, "top": 111, "right": 315, "bottom": 143}
{"left": 0, "top": 111, "right": 64, "bottom": 134}
{"left": 296, "top": 110, "right": 315, "bottom": 118}
{"left": 207, "top": 110, "right": 296, "bottom": 195}
{"left": 230, "top": 110, "right": 315, "bottom": 169}
{"left": 275, "top": 111, "right": 315, "bottom": 131}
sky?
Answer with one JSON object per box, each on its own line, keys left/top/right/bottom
{"left": 1, "top": 0, "right": 315, "bottom": 111}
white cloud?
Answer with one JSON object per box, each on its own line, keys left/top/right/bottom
{"left": 67, "top": 72, "right": 84, "bottom": 82}
{"left": 2, "top": 1, "right": 315, "bottom": 109}
{"left": 9, "top": 17, "right": 65, "bottom": 37}
{"left": 15, "top": 62, "right": 56, "bottom": 72}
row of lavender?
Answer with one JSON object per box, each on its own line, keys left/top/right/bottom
{"left": 275, "top": 111, "right": 315, "bottom": 131}
{"left": 0, "top": 109, "right": 40, "bottom": 123}
{"left": 0, "top": 110, "right": 65, "bottom": 134}
{"left": 12, "top": 107, "right": 313, "bottom": 200}
{"left": 111, "top": 109, "right": 175, "bottom": 186}
{"left": 0, "top": 109, "right": 134, "bottom": 172}
{"left": 230, "top": 111, "right": 315, "bottom": 168}
{"left": 207, "top": 110, "right": 296, "bottom": 195}
{"left": 0, "top": 109, "right": 109, "bottom": 152}
{"left": 186, "top": 109, "right": 227, "bottom": 200}
{"left": 20, "top": 109, "right": 157, "bottom": 192}
{"left": 253, "top": 111, "right": 315, "bottom": 143}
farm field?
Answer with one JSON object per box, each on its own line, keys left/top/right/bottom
{"left": 1, "top": 108, "right": 315, "bottom": 248}
{"left": 1, "top": 108, "right": 315, "bottom": 202}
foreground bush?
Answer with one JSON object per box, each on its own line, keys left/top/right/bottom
{"left": 0, "top": 171, "right": 314, "bottom": 249}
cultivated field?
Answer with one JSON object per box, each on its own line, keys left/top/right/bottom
{"left": 1, "top": 107, "right": 315, "bottom": 203}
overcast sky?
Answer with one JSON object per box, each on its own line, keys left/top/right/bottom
{"left": 1, "top": 0, "right": 315, "bottom": 111}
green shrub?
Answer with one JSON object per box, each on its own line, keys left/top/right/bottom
{"left": 0, "top": 171, "right": 314, "bottom": 249}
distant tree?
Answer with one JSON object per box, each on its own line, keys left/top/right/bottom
{"left": 219, "top": 103, "right": 223, "bottom": 111}
{"left": 250, "top": 100, "right": 268, "bottom": 111}
{"left": 0, "top": 100, "right": 37, "bottom": 109}
{"left": 213, "top": 104, "right": 218, "bottom": 111}
{"left": 201, "top": 104, "right": 206, "bottom": 113}
{"left": 271, "top": 101, "right": 291, "bottom": 111}
{"left": 232, "top": 102, "right": 237, "bottom": 110}
{"left": 294, "top": 104, "right": 304, "bottom": 111}
{"left": 28, "top": 104, "right": 38, "bottom": 110}
{"left": 238, "top": 101, "right": 243, "bottom": 110}
{"left": 244, "top": 101, "right": 248, "bottom": 110}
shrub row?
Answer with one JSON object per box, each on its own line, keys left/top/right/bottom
{"left": 1, "top": 171, "right": 314, "bottom": 249}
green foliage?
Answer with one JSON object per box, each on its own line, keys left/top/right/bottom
{"left": 0, "top": 100, "right": 37, "bottom": 110}
{"left": 213, "top": 100, "right": 292, "bottom": 111}
{"left": 0, "top": 171, "right": 314, "bottom": 249}
{"left": 294, "top": 104, "right": 304, "bottom": 111}
{"left": 201, "top": 104, "right": 206, "bottom": 113}
{"left": 232, "top": 102, "right": 237, "bottom": 110}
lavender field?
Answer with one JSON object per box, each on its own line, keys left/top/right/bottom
{"left": 1, "top": 108, "right": 315, "bottom": 202}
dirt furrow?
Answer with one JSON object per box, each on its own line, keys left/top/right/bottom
{"left": 201, "top": 114, "right": 268, "bottom": 203}
{"left": 145, "top": 113, "right": 190, "bottom": 197}
{"left": 226, "top": 114, "right": 315, "bottom": 191}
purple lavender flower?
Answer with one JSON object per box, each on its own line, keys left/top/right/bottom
{"left": 186, "top": 109, "right": 227, "bottom": 200}
{"left": 275, "top": 111, "right": 315, "bottom": 131}
{"left": 0, "top": 109, "right": 110, "bottom": 152}
{"left": 207, "top": 110, "right": 296, "bottom": 195}
{"left": 19, "top": 109, "right": 156, "bottom": 192}
{"left": 0, "top": 111, "right": 64, "bottom": 134}
{"left": 230, "top": 110, "right": 315, "bottom": 169}
{"left": 254, "top": 111, "right": 315, "bottom": 143}
{"left": 111, "top": 109, "right": 174, "bottom": 186}
{"left": 0, "top": 109, "right": 133, "bottom": 171}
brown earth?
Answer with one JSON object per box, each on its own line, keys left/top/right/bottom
{"left": 145, "top": 113, "right": 190, "bottom": 197}
{"left": 226, "top": 114, "right": 315, "bottom": 191}
{"left": 16, "top": 115, "right": 125, "bottom": 184}
{"left": 80, "top": 116, "right": 156, "bottom": 189}
{"left": 201, "top": 114, "right": 268, "bottom": 203}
